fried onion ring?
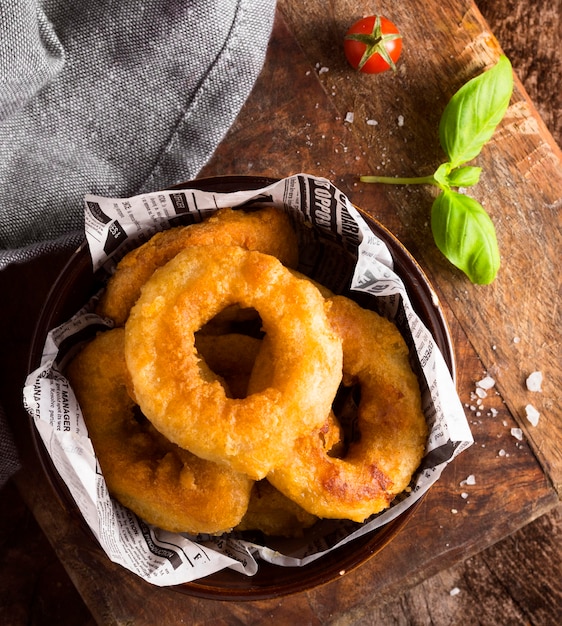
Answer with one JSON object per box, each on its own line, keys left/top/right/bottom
{"left": 97, "top": 207, "right": 299, "bottom": 326}
{"left": 235, "top": 412, "right": 343, "bottom": 537}
{"left": 194, "top": 333, "right": 262, "bottom": 399}
{"left": 235, "top": 480, "right": 318, "bottom": 538}
{"left": 268, "top": 295, "right": 428, "bottom": 523}
{"left": 66, "top": 328, "right": 253, "bottom": 534}
{"left": 124, "top": 245, "right": 343, "bottom": 480}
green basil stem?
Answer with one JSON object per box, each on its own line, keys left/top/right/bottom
{"left": 360, "top": 174, "right": 438, "bottom": 186}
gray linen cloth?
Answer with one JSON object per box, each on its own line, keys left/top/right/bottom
{"left": 0, "top": 0, "right": 277, "bottom": 485}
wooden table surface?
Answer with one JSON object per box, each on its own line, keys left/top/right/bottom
{"left": 2, "top": 0, "right": 561, "bottom": 623}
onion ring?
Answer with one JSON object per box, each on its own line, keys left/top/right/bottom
{"left": 124, "top": 245, "right": 343, "bottom": 480}
{"left": 194, "top": 333, "right": 262, "bottom": 399}
{"left": 268, "top": 295, "right": 428, "bottom": 522}
{"left": 235, "top": 480, "right": 318, "bottom": 538}
{"left": 66, "top": 328, "right": 253, "bottom": 534}
{"left": 97, "top": 207, "right": 299, "bottom": 326}
{"left": 235, "top": 412, "right": 343, "bottom": 536}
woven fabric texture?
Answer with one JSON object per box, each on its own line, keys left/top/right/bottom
{"left": 0, "top": 0, "right": 276, "bottom": 263}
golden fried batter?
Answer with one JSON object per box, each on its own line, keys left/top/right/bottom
{"left": 66, "top": 328, "right": 253, "bottom": 534}
{"left": 194, "top": 332, "right": 262, "bottom": 398}
{"left": 236, "top": 480, "right": 318, "bottom": 538}
{"left": 97, "top": 207, "right": 299, "bottom": 325}
{"left": 268, "top": 295, "right": 428, "bottom": 523}
{"left": 235, "top": 413, "right": 343, "bottom": 537}
{"left": 124, "top": 245, "right": 343, "bottom": 480}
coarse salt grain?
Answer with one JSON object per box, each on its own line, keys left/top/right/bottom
{"left": 366, "top": 119, "right": 378, "bottom": 126}
{"left": 344, "top": 111, "right": 354, "bottom": 123}
{"left": 397, "top": 114, "right": 404, "bottom": 126}
{"left": 318, "top": 66, "right": 329, "bottom": 75}
{"left": 476, "top": 376, "right": 495, "bottom": 390}
{"left": 510, "top": 427, "right": 523, "bottom": 441}
{"left": 526, "top": 371, "right": 543, "bottom": 392}
{"left": 460, "top": 474, "right": 476, "bottom": 486}
{"left": 525, "top": 404, "right": 540, "bottom": 426}
{"left": 450, "top": 587, "right": 461, "bottom": 596}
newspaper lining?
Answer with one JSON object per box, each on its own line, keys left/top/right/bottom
{"left": 23, "top": 174, "right": 473, "bottom": 586}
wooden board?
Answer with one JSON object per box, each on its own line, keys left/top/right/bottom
{"left": 2, "top": 1, "right": 561, "bottom": 623}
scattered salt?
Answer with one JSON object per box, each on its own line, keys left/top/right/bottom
{"left": 513, "top": 336, "right": 521, "bottom": 344}
{"left": 450, "top": 587, "right": 461, "bottom": 596}
{"left": 366, "top": 119, "right": 378, "bottom": 126}
{"left": 498, "top": 449, "right": 506, "bottom": 457}
{"left": 526, "top": 371, "right": 543, "bottom": 392}
{"left": 525, "top": 404, "right": 540, "bottom": 426}
{"left": 344, "top": 111, "right": 354, "bottom": 123}
{"left": 460, "top": 475, "right": 476, "bottom": 486}
{"left": 397, "top": 114, "right": 405, "bottom": 127}
{"left": 318, "top": 66, "right": 329, "bottom": 75}
{"left": 461, "top": 492, "right": 469, "bottom": 499}
{"left": 475, "top": 387, "right": 487, "bottom": 399}
{"left": 510, "top": 427, "right": 523, "bottom": 441}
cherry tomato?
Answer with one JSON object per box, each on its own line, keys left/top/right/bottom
{"left": 344, "top": 15, "right": 402, "bottom": 74}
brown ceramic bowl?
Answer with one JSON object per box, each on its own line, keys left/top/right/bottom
{"left": 28, "top": 175, "right": 455, "bottom": 600}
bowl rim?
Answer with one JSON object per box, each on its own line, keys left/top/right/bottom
{"left": 27, "top": 174, "right": 456, "bottom": 600}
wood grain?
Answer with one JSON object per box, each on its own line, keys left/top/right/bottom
{"left": 277, "top": 0, "right": 562, "bottom": 496}
{"left": 477, "top": 0, "right": 562, "bottom": 147}
{"left": 346, "top": 503, "right": 562, "bottom": 625}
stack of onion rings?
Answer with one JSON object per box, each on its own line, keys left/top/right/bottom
{"left": 67, "top": 207, "right": 429, "bottom": 536}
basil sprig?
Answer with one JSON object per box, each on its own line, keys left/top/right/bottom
{"left": 360, "top": 55, "right": 513, "bottom": 284}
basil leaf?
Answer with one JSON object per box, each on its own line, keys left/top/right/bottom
{"left": 431, "top": 190, "right": 500, "bottom": 284}
{"left": 433, "top": 164, "right": 482, "bottom": 189}
{"left": 447, "top": 165, "right": 482, "bottom": 187}
{"left": 439, "top": 55, "right": 513, "bottom": 168}
{"left": 433, "top": 162, "right": 452, "bottom": 188}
